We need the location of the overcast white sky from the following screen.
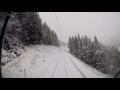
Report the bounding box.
[39,12,120,44]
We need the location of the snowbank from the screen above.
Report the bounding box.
[67,52,113,78]
[2,45,60,78]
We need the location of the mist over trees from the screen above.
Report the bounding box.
[68,34,120,76]
[41,22,59,46]
[0,12,59,65]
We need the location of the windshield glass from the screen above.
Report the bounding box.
[1,12,120,78]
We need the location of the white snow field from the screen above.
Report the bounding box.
[2,45,113,78]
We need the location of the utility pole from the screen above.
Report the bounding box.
[24,68,26,78]
[0,12,11,78]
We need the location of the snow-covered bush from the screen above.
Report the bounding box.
[68,35,120,76]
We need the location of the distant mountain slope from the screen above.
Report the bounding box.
[118,47,120,51]
[105,32,120,47]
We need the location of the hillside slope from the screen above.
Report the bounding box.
[105,32,120,47]
[2,45,60,78]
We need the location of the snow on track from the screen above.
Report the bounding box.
[2,45,113,78]
[67,52,113,78]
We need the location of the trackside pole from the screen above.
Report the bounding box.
[24,68,26,78]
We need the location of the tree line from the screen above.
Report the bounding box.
[41,22,59,46]
[0,12,59,45]
[68,34,120,76]
[0,12,59,65]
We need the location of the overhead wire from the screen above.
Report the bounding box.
[55,12,63,52]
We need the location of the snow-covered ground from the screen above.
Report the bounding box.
[2,45,113,78]
[2,45,60,78]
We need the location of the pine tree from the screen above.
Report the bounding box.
[41,22,47,45]
[47,26,52,45]
[73,35,77,57]
[54,32,59,46]
[51,30,55,46]
[77,34,82,59]
[16,12,42,45]
[41,22,59,46]
[94,36,99,50]
[68,37,71,50]
[68,34,120,74]
[70,36,74,54]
